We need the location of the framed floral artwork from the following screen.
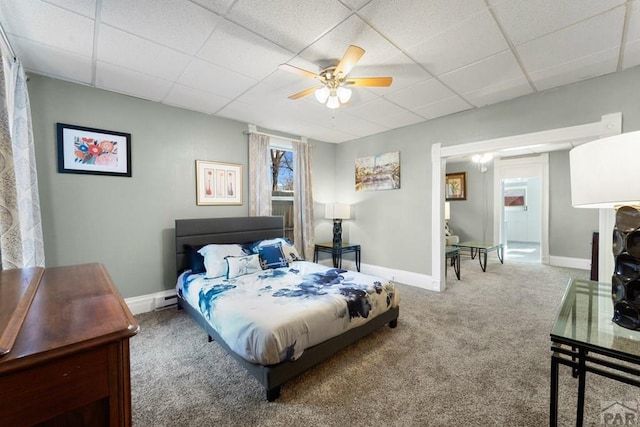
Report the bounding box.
[195,160,243,205]
[56,123,131,177]
[445,172,466,201]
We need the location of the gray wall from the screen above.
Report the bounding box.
[28,75,336,298]
[336,65,640,274]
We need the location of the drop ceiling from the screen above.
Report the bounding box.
[0,0,638,143]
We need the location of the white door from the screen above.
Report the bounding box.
[493,154,549,264]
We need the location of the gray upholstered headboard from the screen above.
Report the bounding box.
[175,216,284,275]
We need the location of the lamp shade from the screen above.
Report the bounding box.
[325,203,350,220]
[570,131,640,209]
[444,202,451,220]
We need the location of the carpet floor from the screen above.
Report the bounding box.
[130,258,638,426]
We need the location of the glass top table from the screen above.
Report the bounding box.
[454,241,504,272]
[550,278,640,426]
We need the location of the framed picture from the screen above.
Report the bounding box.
[445,172,466,201]
[355,151,400,191]
[504,188,526,207]
[196,160,243,205]
[57,123,131,177]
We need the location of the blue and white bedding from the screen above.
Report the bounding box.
[176,261,399,365]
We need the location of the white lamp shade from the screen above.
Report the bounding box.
[326,95,340,109]
[315,86,330,103]
[336,86,352,103]
[570,131,640,208]
[325,203,351,220]
[444,202,451,220]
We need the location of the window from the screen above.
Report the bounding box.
[270,146,294,241]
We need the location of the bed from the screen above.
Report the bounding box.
[174,216,400,401]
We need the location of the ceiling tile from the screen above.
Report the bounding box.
[11,36,92,84]
[354,53,432,95]
[359,0,487,48]
[216,100,275,126]
[306,110,389,137]
[298,15,401,68]
[439,51,526,94]
[340,0,371,10]
[528,46,619,91]
[413,96,472,120]
[517,8,625,73]
[384,79,456,110]
[43,0,96,18]
[407,11,509,76]
[490,0,626,45]
[197,20,294,81]
[226,0,351,52]
[0,0,94,56]
[178,59,257,99]
[98,25,191,81]
[95,61,172,102]
[190,0,236,15]
[463,79,533,108]
[348,98,423,128]
[163,84,230,114]
[101,0,220,54]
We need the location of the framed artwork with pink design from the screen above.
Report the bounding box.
[57,123,131,177]
[195,160,243,206]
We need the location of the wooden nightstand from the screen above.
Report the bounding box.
[313,242,361,272]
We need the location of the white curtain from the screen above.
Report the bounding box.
[292,139,314,260]
[248,133,272,216]
[0,56,45,269]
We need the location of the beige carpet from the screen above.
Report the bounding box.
[130,258,636,426]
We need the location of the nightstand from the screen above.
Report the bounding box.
[313,242,361,272]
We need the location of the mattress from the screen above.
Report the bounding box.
[176,261,399,365]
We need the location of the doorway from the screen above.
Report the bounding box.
[493,154,548,265]
[502,177,541,263]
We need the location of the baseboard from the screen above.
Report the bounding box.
[125,289,177,315]
[548,256,590,270]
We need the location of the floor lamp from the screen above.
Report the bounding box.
[570,130,640,330]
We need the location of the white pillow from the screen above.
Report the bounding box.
[253,238,302,263]
[198,244,246,278]
[226,254,261,279]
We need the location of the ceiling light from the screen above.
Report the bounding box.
[315,86,330,103]
[336,86,352,104]
[326,95,340,109]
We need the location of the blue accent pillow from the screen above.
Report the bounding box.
[185,245,205,274]
[258,243,289,269]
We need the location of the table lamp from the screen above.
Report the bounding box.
[570,130,640,330]
[325,203,351,247]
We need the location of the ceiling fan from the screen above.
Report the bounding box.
[279,45,393,109]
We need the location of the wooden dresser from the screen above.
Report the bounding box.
[0,263,139,426]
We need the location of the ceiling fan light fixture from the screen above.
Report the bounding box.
[315,86,330,103]
[326,95,340,109]
[336,86,352,103]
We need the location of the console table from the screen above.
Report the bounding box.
[314,242,361,272]
[550,278,640,426]
[0,263,139,426]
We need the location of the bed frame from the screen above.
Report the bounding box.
[175,216,399,401]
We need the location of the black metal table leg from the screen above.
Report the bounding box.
[479,249,487,272]
[356,248,361,272]
[550,354,559,427]
[576,349,587,427]
[454,253,460,279]
[497,244,504,264]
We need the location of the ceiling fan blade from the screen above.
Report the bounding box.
[334,45,365,77]
[345,77,393,87]
[279,63,321,80]
[288,86,319,100]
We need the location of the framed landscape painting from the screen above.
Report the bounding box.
[355,151,400,191]
[195,160,242,205]
[57,123,131,177]
[445,172,466,201]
